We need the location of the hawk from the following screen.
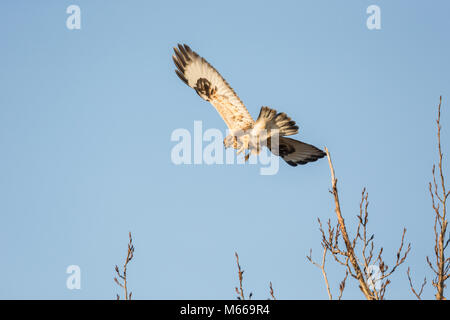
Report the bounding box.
[172,44,326,166]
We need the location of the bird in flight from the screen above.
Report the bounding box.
[172,44,325,166]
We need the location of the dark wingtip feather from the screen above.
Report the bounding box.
[175,69,188,85]
[183,44,192,53]
[172,55,184,73]
[173,43,194,86]
[178,44,191,62]
[173,47,187,67]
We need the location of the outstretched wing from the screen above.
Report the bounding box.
[268,137,326,166]
[172,44,254,131]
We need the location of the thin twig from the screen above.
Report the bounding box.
[114,232,135,300]
[269,282,276,300]
[407,267,427,300]
[307,247,332,299]
[235,252,245,300]
[338,270,348,300]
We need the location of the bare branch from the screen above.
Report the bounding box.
[429,96,449,300]
[114,232,135,300]
[235,252,245,300]
[324,148,375,300]
[269,282,276,300]
[338,269,348,300]
[407,267,427,300]
[313,148,410,300]
[307,247,332,299]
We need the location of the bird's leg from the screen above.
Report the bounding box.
[243,135,250,150]
[236,145,245,155]
[233,135,238,149]
[236,134,250,156]
[255,135,261,154]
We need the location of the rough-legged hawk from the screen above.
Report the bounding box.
[172,44,325,166]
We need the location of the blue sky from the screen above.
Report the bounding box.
[0,0,449,299]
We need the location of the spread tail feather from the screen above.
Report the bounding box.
[256,106,299,137]
[257,106,277,121]
[268,137,326,166]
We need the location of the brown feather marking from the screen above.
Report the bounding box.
[210,94,254,131]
